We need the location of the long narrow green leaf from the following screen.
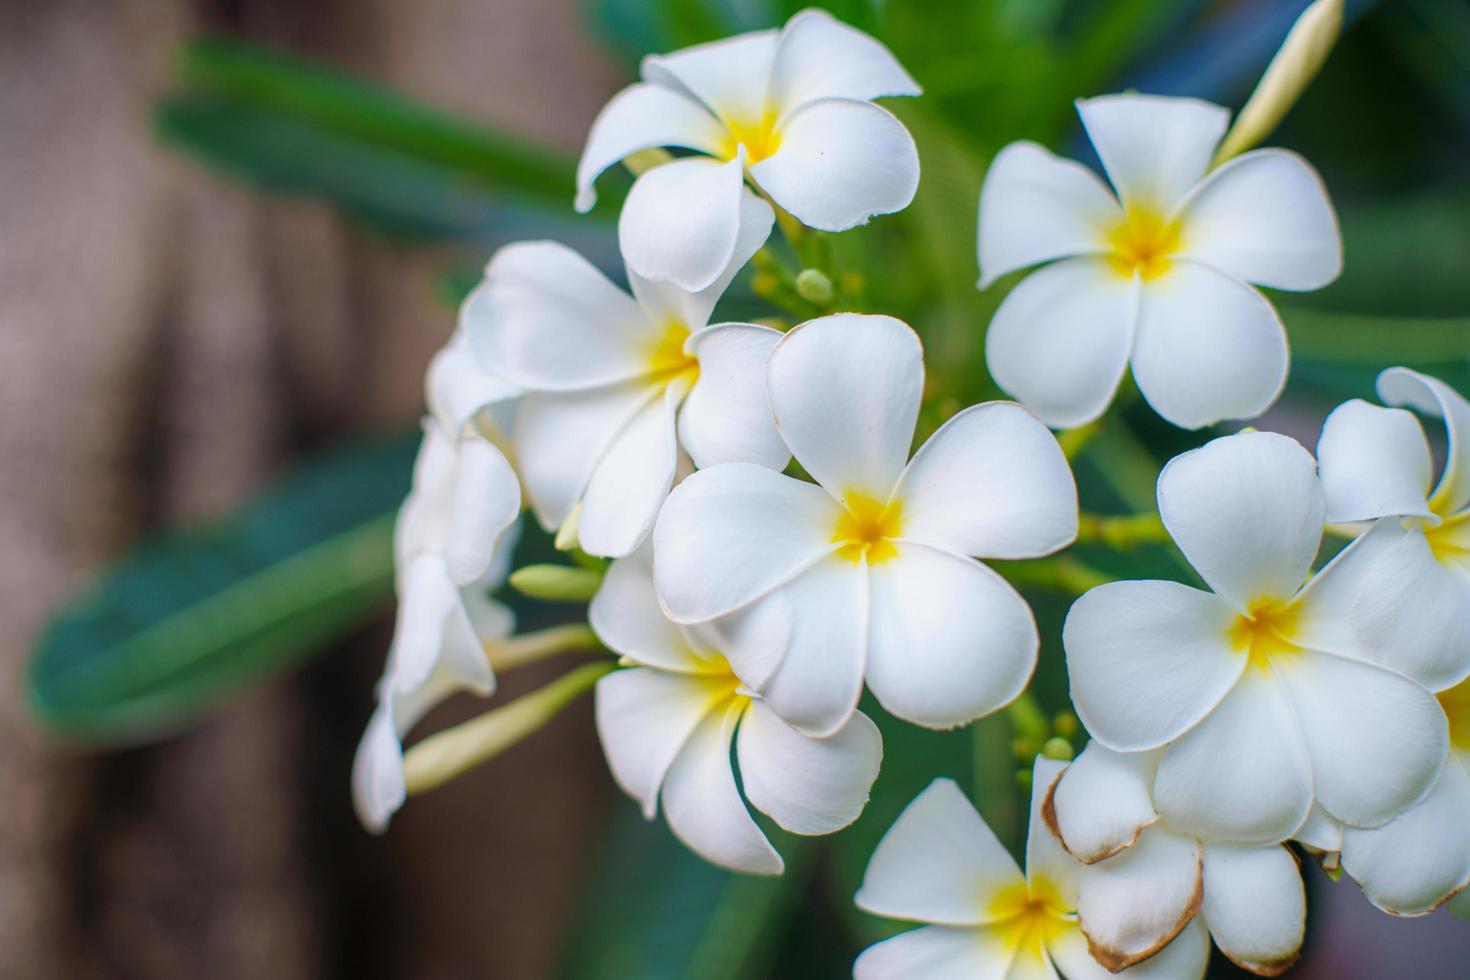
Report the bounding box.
[1284,307,1470,365]
[28,435,417,742]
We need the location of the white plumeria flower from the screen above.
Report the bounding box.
[352,346,523,833]
[1048,742,1308,976]
[576,8,921,291]
[853,761,1209,980]
[464,198,789,559]
[1315,367,1470,691]
[590,546,881,875]
[654,313,1078,734]
[425,326,520,457]
[1065,430,1448,844]
[978,93,1341,430]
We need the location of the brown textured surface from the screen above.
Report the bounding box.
[0,1,620,976]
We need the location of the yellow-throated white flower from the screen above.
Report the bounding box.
[1048,742,1307,976]
[854,761,1209,979]
[654,314,1078,734]
[1065,431,1447,842]
[576,8,920,290]
[591,546,881,875]
[978,94,1341,430]
[464,196,787,559]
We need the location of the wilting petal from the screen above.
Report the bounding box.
[1156,430,1323,611]
[1316,399,1433,523]
[977,142,1121,288]
[1275,649,1449,828]
[467,241,652,391]
[513,384,655,532]
[896,401,1077,560]
[443,434,520,586]
[751,98,919,231]
[767,313,923,500]
[1048,918,1208,980]
[660,701,783,874]
[578,381,684,558]
[1153,669,1314,844]
[575,82,728,212]
[1379,367,1470,516]
[751,556,868,737]
[1342,754,1470,916]
[679,323,789,471]
[641,30,778,126]
[854,925,1014,980]
[855,778,1026,926]
[1026,757,1079,908]
[1075,826,1202,972]
[737,700,881,835]
[653,463,842,623]
[1064,580,1244,751]
[984,257,1138,430]
[1174,149,1340,290]
[766,8,919,112]
[619,155,749,291]
[1076,95,1228,212]
[595,667,719,819]
[1201,843,1305,975]
[1131,263,1287,429]
[1048,743,1160,864]
[590,549,706,673]
[866,544,1037,730]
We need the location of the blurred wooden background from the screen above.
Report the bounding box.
[0,1,623,975]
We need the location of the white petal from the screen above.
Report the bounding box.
[590,549,707,673]
[1175,149,1341,290]
[1063,580,1244,751]
[619,155,749,292]
[1048,743,1160,864]
[389,555,464,691]
[626,188,774,332]
[352,701,407,834]
[766,8,920,112]
[660,701,784,874]
[578,381,683,558]
[855,777,1026,925]
[1048,918,1208,980]
[697,591,791,691]
[513,384,655,532]
[425,329,518,436]
[574,82,728,212]
[1156,430,1323,611]
[1342,754,1470,916]
[1074,826,1202,972]
[1200,843,1305,975]
[1153,668,1314,844]
[854,925,1014,980]
[443,434,520,586]
[977,142,1121,288]
[1075,94,1228,212]
[1317,399,1433,523]
[467,241,652,391]
[767,313,922,500]
[1130,262,1287,429]
[1378,367,1470,515]
[641,30,778,126]
[679,323,789,470]
[895,401,1078,560]
[1293,803,1342,856]
[750,556,869,736]
[737,700,881,835]
[1026,757,1079,908]
[653,463,842,623]
[866,544,1037,730]
[594,667,720,819]
[983,257,1138,430]
[1275,649,1449,827]
[750,98,919,231]
[399,419,459,558]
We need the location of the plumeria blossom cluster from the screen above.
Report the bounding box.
[350,2,1468,976]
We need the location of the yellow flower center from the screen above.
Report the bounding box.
[720,109,783,164]
[1227,599,1304,671]
[645,319,700,385]
[1424,512,1470,570]
[1105,206,1183,281]
[1438,677,1470,752]
[988,879,1071,959]
[832,492,903,565]
[689,651,752,714]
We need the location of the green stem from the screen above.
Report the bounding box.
[998,556,1116,595]
[485,623,604,672]
[1076,512,1169,550]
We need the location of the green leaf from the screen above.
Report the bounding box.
[28,434,418,742]
[1285,306,1470,366]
